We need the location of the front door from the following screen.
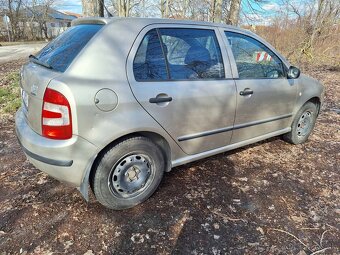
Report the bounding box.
[128,26,237,155]
[223,31,297,143]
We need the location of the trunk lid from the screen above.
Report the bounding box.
[20,62,60,135]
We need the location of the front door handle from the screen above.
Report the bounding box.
[149,96,172,104]
[239,88,254,96]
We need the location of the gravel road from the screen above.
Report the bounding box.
[0,43,46,64]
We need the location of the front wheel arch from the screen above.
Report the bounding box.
[307,97,321,115]
[293,96,321,119]
[283,101,318,144]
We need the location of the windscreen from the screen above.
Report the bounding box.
[36,24,103,72]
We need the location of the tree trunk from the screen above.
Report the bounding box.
[126,0,131,16]
[160,0,167,18]
[214,0,222,23]
[165,0,169,18]
[226,0,241,25]
[142,0,146,17]
[42,22,48,39]
[118,0,130,17]
[182,0,189,18]
[209,0,215,22]
[82,0,104,17]
[309,0,325,49]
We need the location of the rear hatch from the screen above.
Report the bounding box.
[20,24,104,135]
[20,64,60,134]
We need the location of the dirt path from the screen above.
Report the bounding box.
[0,61,339,254]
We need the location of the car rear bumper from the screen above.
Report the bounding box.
[15,108,98,187]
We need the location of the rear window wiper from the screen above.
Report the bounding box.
[29,54,53,69]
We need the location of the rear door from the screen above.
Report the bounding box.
[127,25,237,155]
[221,30,297,143]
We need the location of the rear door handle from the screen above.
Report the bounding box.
[239,89,253,96]
[149,96,172,103]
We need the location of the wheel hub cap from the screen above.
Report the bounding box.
[297,111,313,137]
[126,166,140,181]
[109,154,151,197]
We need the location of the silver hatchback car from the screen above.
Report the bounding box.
[16,17,324,210]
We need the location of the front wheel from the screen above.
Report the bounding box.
[91,137,165,210]
[283,102,318,144]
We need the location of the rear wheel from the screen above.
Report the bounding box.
[91,137,165,210]
[283,102,318,144]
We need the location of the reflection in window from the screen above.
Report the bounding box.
[36,24,103,72]
[159,28,225,80]
[133,29,168,81]
[225,32,284,79]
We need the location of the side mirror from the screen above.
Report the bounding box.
[287,66,300,79]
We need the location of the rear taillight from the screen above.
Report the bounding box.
[42,88,72,139]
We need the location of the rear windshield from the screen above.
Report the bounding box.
[36,24,103,72]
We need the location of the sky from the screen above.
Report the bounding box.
[53,0,283,25]
[54,0,82,13]
[239,0,283,25]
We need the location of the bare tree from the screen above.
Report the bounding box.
[107,0,141,17]
[253,0,339,66]
[0,0,12,41]
[209,0,223,22]
[3,0,25,41]
[160,0,169,18]
[226,0,241,25]
[26,0,55,39]
[278,0,340,61]
[82,0,104,17]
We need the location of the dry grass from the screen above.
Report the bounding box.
[253,23,340,68]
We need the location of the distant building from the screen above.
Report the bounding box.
[0,6,82,41]
[24,6,81,39]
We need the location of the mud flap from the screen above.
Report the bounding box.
[78,154,97,202]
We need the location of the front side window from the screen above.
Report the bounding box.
[225,32,285,79]
[159,28,225,80]
[133,29,168,81]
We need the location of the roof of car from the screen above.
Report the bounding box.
[72,17,251,34]
[70,16,290,68]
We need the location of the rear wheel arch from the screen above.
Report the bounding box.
[90,136,165,209]
[87,131,172,196]
[137,131,172,173]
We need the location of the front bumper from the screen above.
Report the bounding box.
[15,108,98,187]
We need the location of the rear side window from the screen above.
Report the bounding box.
[225,32,284,79]
[133,28,225,81]
[133,29,168,81]
[36,24,103,72]
[159,28,225,80]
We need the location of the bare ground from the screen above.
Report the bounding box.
[0,60,339,254]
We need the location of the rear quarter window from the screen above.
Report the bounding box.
[36,24,103,72]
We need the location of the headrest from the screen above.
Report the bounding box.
[184,46,211,65]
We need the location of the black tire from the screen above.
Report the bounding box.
[283,102,318,144]
[91,136,165,210]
